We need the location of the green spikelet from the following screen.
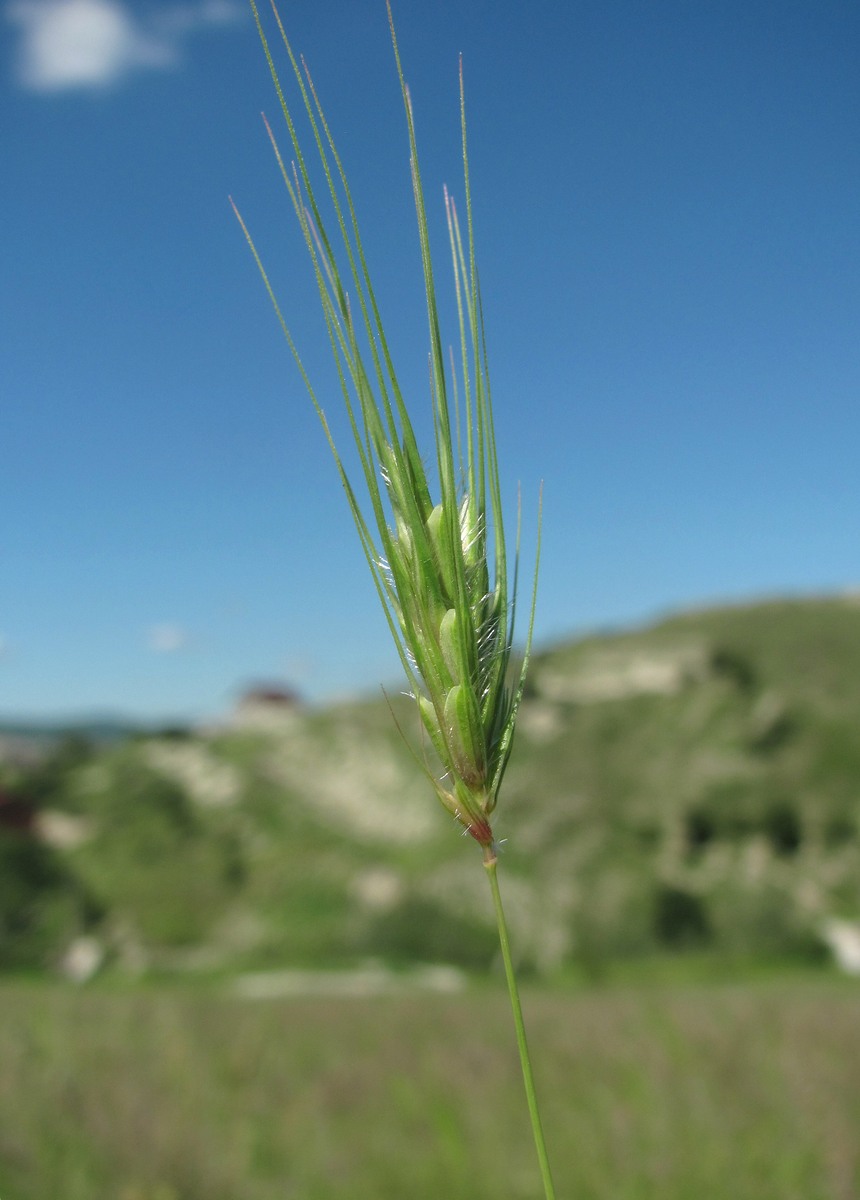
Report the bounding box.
[233,0,540,850]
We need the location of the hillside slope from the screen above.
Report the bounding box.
[3,595,860,975]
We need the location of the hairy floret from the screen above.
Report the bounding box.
[235,0,539,849]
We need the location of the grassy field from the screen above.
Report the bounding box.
[1,971,858,1199]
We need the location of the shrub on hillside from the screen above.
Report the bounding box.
[362,895,499,971]
[72,761,243,949]
[0,831,99,970]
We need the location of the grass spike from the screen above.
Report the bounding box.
[237,4,551,1194]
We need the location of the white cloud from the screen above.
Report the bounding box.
[153,0,240,36]
[148,623,188,654]
[6,0,243,92]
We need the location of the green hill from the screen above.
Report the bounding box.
[3,594,860,976]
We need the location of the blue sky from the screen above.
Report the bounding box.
[1,0,858,723]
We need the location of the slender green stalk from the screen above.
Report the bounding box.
[484,847,557,1200]
[236,1,555,1193]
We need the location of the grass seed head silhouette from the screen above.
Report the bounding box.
[233,0,540,850]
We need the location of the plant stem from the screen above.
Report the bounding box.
[483,846,557,1200]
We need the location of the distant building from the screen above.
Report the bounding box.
[0,734,50,768]
[231,684,302,733]
[0,788,36,834]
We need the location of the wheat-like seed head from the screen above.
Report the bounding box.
[234,0,540,849]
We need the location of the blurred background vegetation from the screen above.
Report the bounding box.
[2,595,860,980]
[3,595,860,1198]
